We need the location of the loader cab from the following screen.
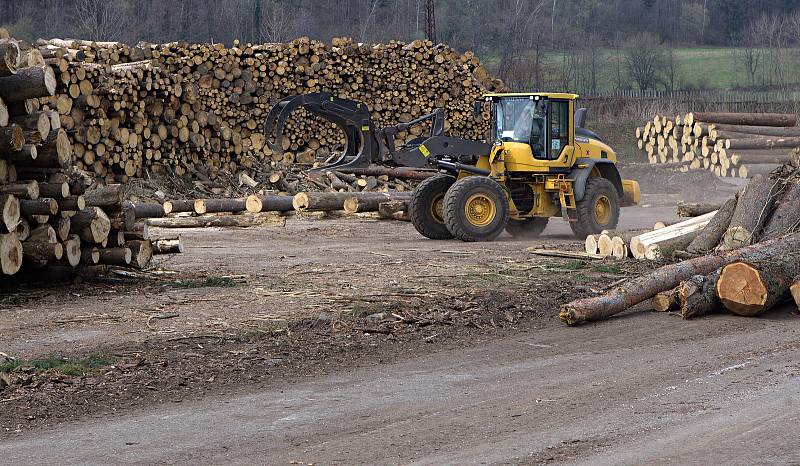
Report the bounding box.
[483,93,577,169]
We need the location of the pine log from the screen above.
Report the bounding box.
[0,65,56,102]
[128,202,164,218]
[152,238,184,254]
[0,181,38,199]
[585,234,600,254]
[377,200,409,221]
[108,206,135,231]
[81,246,100,265]
[679,269,722,319]
[760,180,800,240]
[0,40,18,77]
[0,233,22,275]
[62,234,81,267]
[83,184,123,209]
[335,166,437,180]
[194,198,247,215]
[11,112,50,140]
[22,241,63,262]
[0,124,24,152]
[146,213,286,228]
[162,200,194,214]
[0,193,19,232]
[58,195,86,211]
[23,128,70,168]
[5,145,36,163]
[70,207,111,243]
[20,198,57,216]
[342,192,412,213]
[728,150,792,165]
[651,288,679,312]
[712,124,800,137]
[125,240,152,268]
[29,224,56,243]
[50,215,70,241]
[559,232,800,325]
[690,112,797,127]
[725,137,800,151]
[717,256,800,316]
[0,96,7,127]
[244,194,295,213]
[677,202,721,218]
[38,182,69,198]
[719,174,779,251]
[686,197,738,254]
[738,164,781,179]
[97,247,131,266]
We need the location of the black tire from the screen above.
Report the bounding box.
[570,177,620,239]
[443,176,510,242]
[506,217,549,238]
[410,174,456,240]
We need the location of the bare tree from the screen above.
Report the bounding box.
[622,32,666,90]
[73,0,128,41]
[260,0,297,43]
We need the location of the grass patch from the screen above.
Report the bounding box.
[168,276,239,289]
[592,264,623,275]
[0,354,114,375]
[573,273,590,283]
[562,260,588,270]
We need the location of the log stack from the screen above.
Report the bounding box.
[564,158,800,324]
[30,36,501,186]
[636,112,800,178]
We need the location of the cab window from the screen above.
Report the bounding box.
[548,100,570,160]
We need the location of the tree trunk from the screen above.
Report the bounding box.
[58,195,86,212]
[651,288,679,312]
[97,247,131,266]
[244,194,295,213]
[11,111,50,141]
[50,215,70,241]
[690,112,797,127]
[81,246,100,265]
[716,257,800,316]
[760,180,800,241]
[162,200,195,215]
[146,213,285,228]
[0,40,20,77]
[687,197,738,253]
[193,198,247,214]
[719,174,779,251]
[343,192,412,213]
[728,150,793,165]
[0,65,57,102]
[678,269,722,319]
[28,223,56,243]
[38,182,69,198]
[677,202,720,218]
[62,234,81,267]
[378,200,409,221]
[712,123,800,137]
[22,128,71,169]
[559,233,800,325]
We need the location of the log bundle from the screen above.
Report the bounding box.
[636,112,800,178]
[30,36,501,186]
[565,159,800,324]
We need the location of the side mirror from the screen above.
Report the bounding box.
[473,101,482,118]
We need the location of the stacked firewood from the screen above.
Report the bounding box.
[563,156,800,324]
[0,31,180,277]
[636,112,800,178]
[30,35,501,184]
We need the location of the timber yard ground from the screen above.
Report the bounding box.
[2,165,799,465]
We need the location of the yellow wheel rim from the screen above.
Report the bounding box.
[594,195,612,225]
[429,194,445,224]
[464,193,496,227]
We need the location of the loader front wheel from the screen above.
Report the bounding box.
[443,176,509,242]
[410,174,456,240]
[570,177,620,239]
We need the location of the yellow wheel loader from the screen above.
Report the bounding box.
[266,92,640,242]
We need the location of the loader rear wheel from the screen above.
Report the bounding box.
[570,177,620,239]
[410,174,456,240]
[443,176,509,242]
[506,217,549,238]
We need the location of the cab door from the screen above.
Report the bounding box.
[545,99,575,168]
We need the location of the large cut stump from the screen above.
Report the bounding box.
[716,257,800,316]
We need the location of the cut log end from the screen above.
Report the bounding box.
[716,262,768,316]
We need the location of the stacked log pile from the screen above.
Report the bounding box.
[0,31,180,278]
[636,112,800,178]
[563,156,800,324]
[31,36,501,185]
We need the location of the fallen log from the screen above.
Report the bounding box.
[689,112,797,127]
[19,198,57,216]
[686,197,738,254]
[719,174,779,251]
[83,184,123,209]
[97,247,131,266]
[0,181,38,200]
[194,198,247,215]
[652,288,679,312]
[559,233,800,325]
[677,202,720,218]
[244,194,295,213]
[716,256,800,316]
[725,137,800,151]
[70,206,111,243]
[335,166,437,181]
[0,124,24,153]
[343,192,412,214]
[146,213,286,229]
[378,200,409,221]
[712,124,800,137]
[81,246,100,265]
[152,238,184,254]
[738,163,781,179]
[22,241,63,263]
[761,180,800,240]
[162,200,194,215]
[125,240,152,268]
[129,202,165,219]
[0,65,57,102]
[61,234,81,267]
[679,269,723,319]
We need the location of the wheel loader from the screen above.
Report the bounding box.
[265,92,640,242]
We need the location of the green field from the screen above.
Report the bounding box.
[488,47,800,93]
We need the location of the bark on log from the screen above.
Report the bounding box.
[22,128,71,169]
[0,40,19,77]
[128,202,164,219]
[335,166,437,180]
[0,124,24,153]
[194,198,247,214]
[728,150,793,165]
[293,192,351,211]
[717,257,800,316]
[0,233,22,275]
[83,184,123,208]
[70,206,111,243]
[719,175,780,251]
[13,217,29,241]
[28,223,56,243]
[342,192,412,213]
[677,202,721,218]
[38,182,69,198]
[146,213,286,228]
[725,137,800,150]
[686,197,738,254]
[0,65,57,102]
[0,181,38,199]
[22,241,63,262]
[20,198,57,216]
[50,215,70,241]
[11,112,50,140]
[58,195,86,212]
[679,269,722,319]
[559,233,800,325]
[81,246,100,265]
[244,194,295,213]
[162,200,194,215]
[713,124,800,137]
[125,240,152,268]
[690,112,797,127]
[152,238,184,254]
[760,180,800,240]
[378,200,409,221]
[97,247,131,266]
[5,145,37,164]
[738,164,781,179]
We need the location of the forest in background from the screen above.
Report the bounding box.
[4,0,800,93]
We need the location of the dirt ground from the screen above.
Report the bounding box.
[4,166,791,464]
